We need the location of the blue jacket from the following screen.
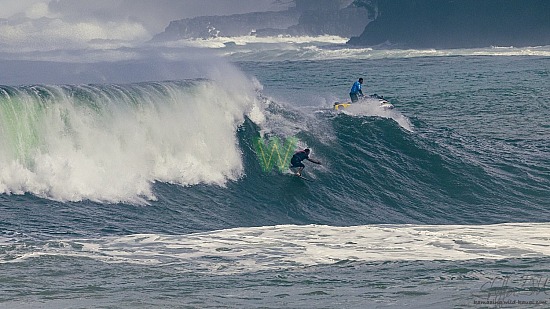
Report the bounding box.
[350,81,363,95]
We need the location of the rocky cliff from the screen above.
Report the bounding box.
[154,10,301,41]
[286,6,369,37]
[348,0,550,48]
[154,0,369,41]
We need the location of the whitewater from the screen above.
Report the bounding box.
[0,81,261,203]
[1,34,549,308]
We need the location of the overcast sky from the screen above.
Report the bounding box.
[0,1,295,84]
[0,0,290,31]
[0,0,292,53]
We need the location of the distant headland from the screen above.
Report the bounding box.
[153,0,369,41]
[154,0,550,49]
[348,0,550,48]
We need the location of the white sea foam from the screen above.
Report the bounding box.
[0,80,264,203]
[159,35,348,49]
[166,36,549,61]
[335,98,413,132]
[4,223,550,274]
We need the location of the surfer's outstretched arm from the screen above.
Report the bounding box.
[307,158,322,165]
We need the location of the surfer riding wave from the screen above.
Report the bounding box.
[289,149,321,176]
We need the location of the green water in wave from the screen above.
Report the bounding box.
[0,86,50,163]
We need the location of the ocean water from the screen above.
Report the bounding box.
[0,40,549,308]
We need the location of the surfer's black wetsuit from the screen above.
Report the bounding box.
[290,151,309,168]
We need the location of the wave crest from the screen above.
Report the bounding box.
[0,80,261,203]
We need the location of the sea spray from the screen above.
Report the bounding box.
[0,80,261,203]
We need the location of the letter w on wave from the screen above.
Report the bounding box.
[253,136,298,173]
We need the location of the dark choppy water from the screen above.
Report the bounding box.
[1,52,549,308]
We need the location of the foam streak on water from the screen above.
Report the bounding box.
[3,223,550,275]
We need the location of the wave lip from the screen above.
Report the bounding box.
[0,80,261,203]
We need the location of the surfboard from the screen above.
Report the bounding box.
[333,95,394,110]
[287,169,313,181]
[296,174,313,182]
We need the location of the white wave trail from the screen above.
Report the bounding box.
[161,35,550,61]
[4,223,550,274]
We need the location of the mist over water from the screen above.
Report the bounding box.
[0,0,289,50]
